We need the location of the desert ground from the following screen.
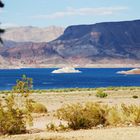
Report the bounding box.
[0,88,140,140]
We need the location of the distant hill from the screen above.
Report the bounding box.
[0,20,140,68]
[2,26,64,43]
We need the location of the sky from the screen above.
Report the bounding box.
[0,0,140,27]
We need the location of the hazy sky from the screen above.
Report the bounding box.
[0,0,140,27]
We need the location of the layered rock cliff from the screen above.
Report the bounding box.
[0,20,140,68]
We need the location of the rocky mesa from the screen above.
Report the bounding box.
[0,20,140,68]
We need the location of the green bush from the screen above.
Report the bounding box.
[96,90,108,98]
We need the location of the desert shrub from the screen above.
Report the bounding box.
[0,94,32,134]
[57,103,85,130]
[0,75,33,135]
[13,74,33,96]
[0,96,26,134]
[57,102,140,130]
[132,95,138,99]
[57,103,108,130]
[106,106,122,126]
[31,101,47,113]
[121,104,140,125]
[96,90,108,98]
[106,104,140,126]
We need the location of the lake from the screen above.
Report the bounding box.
[0,68,140,90]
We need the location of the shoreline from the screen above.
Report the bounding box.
[0,65,140,69]
[1,86,140,92]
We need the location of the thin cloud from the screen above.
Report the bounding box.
[32,6,128,19]
[1,23,19,27]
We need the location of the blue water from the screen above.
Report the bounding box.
[0,68,140,90]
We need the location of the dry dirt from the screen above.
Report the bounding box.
[1,89,140,140]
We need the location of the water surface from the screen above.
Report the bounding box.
[0,68,140,90]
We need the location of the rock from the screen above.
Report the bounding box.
[96,124,104,129]
[117,68,140,75]
[52,67,81,73]
[2,26,64,43]
[0,20,140,68]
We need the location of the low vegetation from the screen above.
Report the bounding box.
[57,102,140,130]
[96,89,108,98]
[31,100,47,113]
[0,75,33,135]
[57,103,108,130]
[0,95,26,134]
[46,122,68,131]
[0,86,140,95]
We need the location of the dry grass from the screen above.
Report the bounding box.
[57,102,140,129]
[31,101,48,113]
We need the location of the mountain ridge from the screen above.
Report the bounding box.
[2,26,64,43]
[0,20,140,68]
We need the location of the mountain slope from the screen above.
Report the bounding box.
[0,20,140,68]
[2,26,64,43]
[52,20,140,60]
